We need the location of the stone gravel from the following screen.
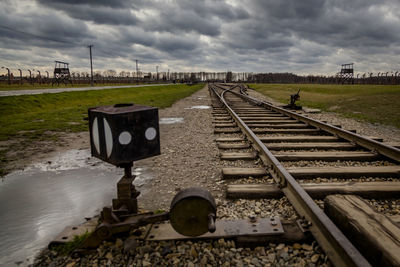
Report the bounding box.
[136,86,223,210]
[34,237,331,267]
[217,197,298,221]
[35,84,400,266]
[219,159,263,168]
[34,85,329,267]
[228,177,275,185]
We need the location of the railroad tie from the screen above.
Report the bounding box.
[287,166,400,179]
[213,116,231,120]
[211,112,228,115]
[235,113,282,117]
[252,128,321,134]
[218,143,250,149]
[259,135,340,143]
[247,123,310,129]
[222,167,268,179]
[241,116,287,120]
[246,120,299,124]
[214,128,241,134]
[241,117,292,123]
[212,119,234,123]
[214,123,237,128]
[215,137,245,142]
[325,195,400,266]
[265,142,356,150]
[273,151,380,161]
[220,152,257,160]
[226,181,400,199]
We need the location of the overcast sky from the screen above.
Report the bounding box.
[1,0,399,76]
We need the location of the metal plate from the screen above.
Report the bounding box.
[48,217,98,248]
[146,217,283,241]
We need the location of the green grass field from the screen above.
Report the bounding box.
[0,84,203,176]
[0,82,147,91]
[249,84,400,129]
[0,84,203,141]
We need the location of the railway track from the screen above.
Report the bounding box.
[209,83,400,267]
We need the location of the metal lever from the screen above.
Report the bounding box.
[208,213,216,233]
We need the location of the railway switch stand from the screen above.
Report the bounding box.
[88,103,160,214]
[284,89,302,110]
[50,100,285,252]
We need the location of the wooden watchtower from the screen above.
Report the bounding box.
[52,61,72,85]
[339,63,354,84]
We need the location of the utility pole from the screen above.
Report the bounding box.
[156,66,159,81]
[88,45,94,86]
[135,60,139,85]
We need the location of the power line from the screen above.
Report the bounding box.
[88,45,94,86]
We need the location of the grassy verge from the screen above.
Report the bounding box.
[249,84,400,128]
[0,82,149,91]
[0,84,203,175]
[0,84,203,141]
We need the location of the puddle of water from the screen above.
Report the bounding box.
[0,149,153,266]
[159,117,184,124]
[185,105,211,109]
[24,149,109,173]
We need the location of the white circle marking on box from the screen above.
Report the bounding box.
[145,127,157,141]
[92,117,100,154]
[119,131,132,145]
[103,118,113,158]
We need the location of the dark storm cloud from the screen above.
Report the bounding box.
[243,0,400,48]
[0,7,91,49]
[177,0,250,21]
[60,5,138,25]
[155,34,199,52]
[36,0,129,8]
[36,0,138,25]
[1,0,399,74]
[120,28,156,47]
[140,0,250,36]
[143,10,221,37]
[217,0,400,73]
[252,0,325,20]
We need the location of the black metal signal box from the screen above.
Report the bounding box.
[88,103,160,166]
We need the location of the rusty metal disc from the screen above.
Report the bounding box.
[170,187,216,237]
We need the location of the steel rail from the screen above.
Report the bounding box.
[234,84,400,163]
[209,84,371,267]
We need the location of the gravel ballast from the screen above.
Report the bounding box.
[33,84,399,266]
